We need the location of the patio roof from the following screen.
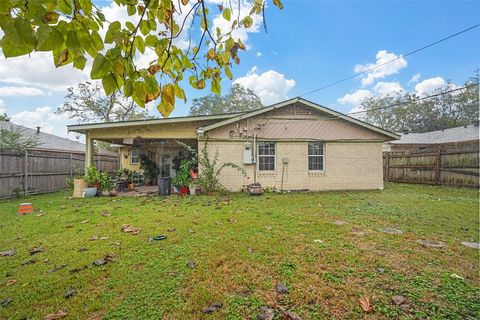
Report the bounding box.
[67,113,241,134]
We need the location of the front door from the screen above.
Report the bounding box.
[161,154,171,178]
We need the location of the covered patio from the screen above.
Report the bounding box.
[67,114,235,189]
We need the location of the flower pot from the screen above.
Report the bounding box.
[128,183,135,190]
[189,184,198,195]
[83,187,98,198]
[249,183,263,195]
[178,186,189,195]
[72,178,86,198]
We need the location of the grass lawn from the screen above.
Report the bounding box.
[0,183,479,319]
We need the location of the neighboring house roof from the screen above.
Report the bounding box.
[68,113,241,133]
[390,125,479,144]
[0,121,115,155]
[202,97,400,140]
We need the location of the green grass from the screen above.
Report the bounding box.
[0,183,478,319]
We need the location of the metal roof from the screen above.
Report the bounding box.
[0,121,115,154]
[202,97,400,140]
[391,125,480,144]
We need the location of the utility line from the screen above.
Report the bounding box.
[300,24,479,97]
[347,83,478,115]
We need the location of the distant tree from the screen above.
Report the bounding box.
[56,82,150,123]
[0,127,40,152]
[0,113,9,121]
[189,84,263,116]
[360,74,479,133]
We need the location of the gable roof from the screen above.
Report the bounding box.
[391,124,479,144]
[0,121,115,154]
[202,97,400,140]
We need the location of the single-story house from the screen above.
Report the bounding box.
[383,124,480,152]
[68,98,399,191]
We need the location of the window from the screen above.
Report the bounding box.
[258,142,275,171]
[131,150,140,164]
[308,142,324,171]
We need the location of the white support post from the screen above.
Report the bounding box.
[85,133,94,172]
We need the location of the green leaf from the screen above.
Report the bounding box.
[36,25,64,51]
[127,5,136,16]
[211,77,221,95]
[73,55,87,70]
[105,21,121,44]
[42,12,60,24]
[222,8,231,21]
[134,35,145,54]
[242,16,253,28]
[78,0,93,15]
[125,21,135,31]
[224,65,232,80]
[174,83,186,102]
[133,81,147,107]
[102,74,117,96]
[139,20,150,36]
[90,53,112,79]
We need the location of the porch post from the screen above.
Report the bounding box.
[85,132,94,171]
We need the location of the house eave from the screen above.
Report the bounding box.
[67,113,241,134]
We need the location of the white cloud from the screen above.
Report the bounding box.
[0,99,5,113]
[256,52,263,57]
[373,81,405,96]
[212,1,262,48]
[408,73,421,85]
[9,106,75,138]
[355,50,407,86]
[0,86,45,96]
[337,89,372,105]
[234,66,295,105]
[415,77,446,96]
[0,52,90,91]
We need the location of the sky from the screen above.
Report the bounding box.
[0,0,478,141]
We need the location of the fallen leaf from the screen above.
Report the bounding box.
[358,296,374,313]
[47,265,67,273]
[280,311,302,320]
[121,224,141,235]
[276,283,289,294]
[0,250,15,257]
[4,279,17,286]
[81,220,89,224]
[44,310,68,320]
[64,288,77,299]
[186,260,196,269]
[202,302,223,314]
[90,235,99,241]
[29,247,45,255]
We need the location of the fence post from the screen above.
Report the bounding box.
[70,153,73,178]
[435,144,441,185]
[24,150,28,196]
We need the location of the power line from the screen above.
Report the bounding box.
[347,83,478,115]
[300,24,479,97]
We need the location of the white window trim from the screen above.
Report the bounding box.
[257,141,276,172]
[308,142,325,172]
[131,149,140,165]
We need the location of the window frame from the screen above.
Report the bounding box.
[308,142,325,171]
[257,141,276,172]
[131,149,141,165]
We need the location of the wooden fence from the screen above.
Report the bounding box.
[383,140,479,188]
[0,149,119,199]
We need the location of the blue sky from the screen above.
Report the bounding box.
[0,0,478,139]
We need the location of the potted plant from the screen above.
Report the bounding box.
[139,154,160,186]
[98,171,114,196]
[171,160,191,195]
[122,168,135,190]
[84,166,100,197]
[72,168,86,198]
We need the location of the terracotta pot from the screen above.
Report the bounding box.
[128,183,135,190]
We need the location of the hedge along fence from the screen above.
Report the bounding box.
[383,140,479,188]
[0,148,119,199]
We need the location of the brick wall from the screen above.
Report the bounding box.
[200,141,384,191]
